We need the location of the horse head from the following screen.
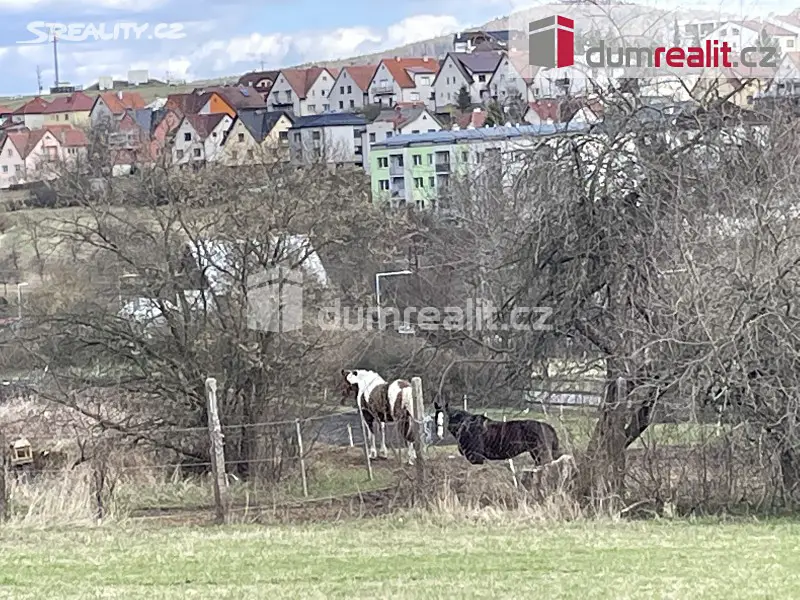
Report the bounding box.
[340,369,359,405]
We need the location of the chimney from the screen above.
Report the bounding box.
[117,91,123,100]
[452,123,460,130]
[395,56,400,61]
[472,107,481,113]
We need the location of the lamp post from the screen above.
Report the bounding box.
[16,282,28,320]
[374,270,412,328]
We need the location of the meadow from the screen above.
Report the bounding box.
[1,517,799,599]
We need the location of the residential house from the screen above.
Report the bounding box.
[0,128,63,188]
[488,52,539,104]
[369,122,590,210]
[693,61,775,107]
[237,70,281,101]
[288,113,367,166]
[329,65,377,112]
[45,124,90,163]
[453,30,520,53]
[221,109,293,165]
[523,99,602,126]
[0,105,11,126]
[769,52,800,96]
[363,104,442,173]
[703,20,797,54]
[172,114,234,167]
[90,91,147,128]
[42,91,95,126]
[488,52,595,104]
[267,67,340,116]
[433,51,504,110]
[770,11,800,36]
[367,57,440,110]
[10,97,50,129]
[197,85,268,117]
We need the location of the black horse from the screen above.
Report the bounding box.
[433,400,560,466]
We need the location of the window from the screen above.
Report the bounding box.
[386,132,392,138]
[379,179,389,190]
[14,165,21,173]
[378,157,388,168]
[193,148,202,158]
[732,28,739,34]
[369,133,376,143]
[427,154,433,164]
[413,154,422,165]
[279,131,289,144]
[427,129,435,133]
[414,177,423,188]
[6,150,11,157]
[65,113,70,120]
[340,86,345,94]
[478,74,486,82]
[790,40,795,47]
[184,132,191,141]
[323,104,330,111]
[347,85,352,93]
[339,101,344,109]
[211,132,217,138]
[412,130,420,134]
[238,133,245,142]
[231,150,238,160]
[1,165,6,173]
[461,151,467,161]
[308,104,316,111]
[321,90,326,96]
[350,99,355,108]
[247,149,254,159]
[428,176,434,187]
[312,131,321,140]
[293,132,301,142]
[176,149,184,159]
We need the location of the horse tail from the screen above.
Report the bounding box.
[401,384,414,419]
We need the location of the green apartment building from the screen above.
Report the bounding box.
[369,122,591,209]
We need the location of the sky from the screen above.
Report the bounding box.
[0,0,787,96]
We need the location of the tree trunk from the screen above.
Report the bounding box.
[780,447,800,506]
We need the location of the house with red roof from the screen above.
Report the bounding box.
[0,105,12,126]
[11,97,50,129]
[0,128,62,188]
[328,65,377,112]
[42,91,95,126]
[196,85,268,117]
[366,57,440,109]
[171,113,234,166]
[267,66,340,116]
[89,91,147,128]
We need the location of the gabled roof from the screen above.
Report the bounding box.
[437,51,504,87]
[236,109,292,143]
[774,13,800,28]
[290,113,367,128]
[373,105,438,129]
[97,91,146,115]
[374,57,439,89]
[278,67,340,99]
[43,91,95,114]
[201,85,269,110]
[184,114,230,139]
[455,109,487,129]
[165,92,209,116]
[0,105,12,115]
[736,20,795,36]
[45,125,89,147]
[237,70,281,89]
[12,97,49,115]
[503,52,541,84]
[336,65,378,92]
[2,129,54,158]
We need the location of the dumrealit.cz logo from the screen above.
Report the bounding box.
[526,14,779,72]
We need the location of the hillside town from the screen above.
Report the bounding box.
[1,11,800,209]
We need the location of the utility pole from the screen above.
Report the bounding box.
[35,66,43,95]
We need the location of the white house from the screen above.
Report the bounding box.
[703,20,797,54]
[328,65,377,112]
[433,51,504,110]
[9,97,49,129]
[367,57,440,110]
[267,67,339,116]
[0,128,62,188]
[288,113,367,166]
[769,52,800,96]
[172,114,233,166]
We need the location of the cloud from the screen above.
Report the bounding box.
[385,15,462,46]
[0,0,168,12]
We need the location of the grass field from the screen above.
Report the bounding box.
[1,518,799,598]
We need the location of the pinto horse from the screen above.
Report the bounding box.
[340,369,418,464]
[433,400,560,466]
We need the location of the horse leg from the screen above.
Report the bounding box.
[400,415,416,466]
[379,421,389,459]
[362,411,378,459]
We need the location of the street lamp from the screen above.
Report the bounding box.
[374,270,412,327]
[16,282,28,320]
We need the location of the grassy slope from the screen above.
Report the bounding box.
[1,519,799,598]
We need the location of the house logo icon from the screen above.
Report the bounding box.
[246,266,304,333]
[528,15,575,68]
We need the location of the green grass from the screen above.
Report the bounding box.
[1,518,800,598]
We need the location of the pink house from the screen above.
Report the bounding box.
[0,125,88,188]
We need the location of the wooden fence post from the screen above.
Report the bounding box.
[0,433,7,523]
[411,377,426,497]
[205,377,230,524]
[295,419,309,498]
[462,394,468,411]
[347,423,354,447]
[358,410,374,481]
[508,458,519,489]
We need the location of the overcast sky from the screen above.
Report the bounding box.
[0,0,783,96]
